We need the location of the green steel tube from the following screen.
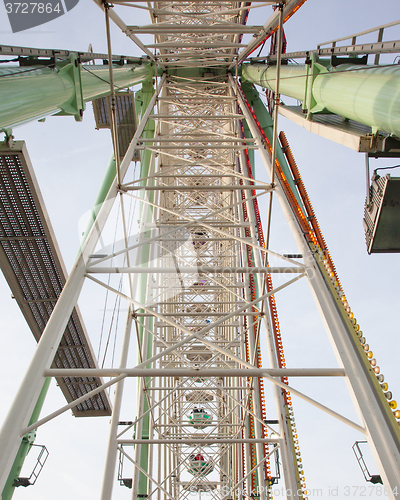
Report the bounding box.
[79,79,157,253]
[242,62,400,137]
[79,155,116,250]
[134,80,156,498]
[0,61,155,129]
[241,81,307,213]
[2,378,51,500]
[80,64,153,101]
[242,64,307,101]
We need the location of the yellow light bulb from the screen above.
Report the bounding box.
[367,351,373,359]
[390,400,397,410]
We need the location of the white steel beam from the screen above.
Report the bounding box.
[100,310,133,500]
[235,76,400,498]
[234,0,306,67]
[88,266,305,274]
[92,0,160,64]
[0,74,166,491]
[44,368,346,378]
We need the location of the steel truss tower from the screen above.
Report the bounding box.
[0,2,400,500]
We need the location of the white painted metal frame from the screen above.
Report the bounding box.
[235,77,400,499]
[1,2,399,500]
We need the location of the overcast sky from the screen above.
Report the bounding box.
[0,2,400,499]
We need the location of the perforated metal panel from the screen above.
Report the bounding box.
[0,141,111,416]
[92,91,140,161]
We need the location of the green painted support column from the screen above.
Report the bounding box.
[241,81,306,212]
[79,155,116,250]
[242,119,255,168]
[242,60,400,137]
[2,378,51,500]
[79,76,158,251]
[134,80,156,498]
[0,55,155,129]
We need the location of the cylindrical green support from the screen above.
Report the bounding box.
[2,378,51,500]
[80,65,153,101]
[0,57,155,129]
[79,155,116,250]
[134,80,156,498]
[242,62,400,137]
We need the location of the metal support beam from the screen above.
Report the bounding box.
[236,76,400,498]
[0,61,154,129]
[44,368,346,378]
[234,0,306,67]
[0,74,166,492]
[242,61,400,138]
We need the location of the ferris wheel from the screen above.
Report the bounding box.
[0,2,399,500]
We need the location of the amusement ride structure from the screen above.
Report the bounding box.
[0,2,400,500]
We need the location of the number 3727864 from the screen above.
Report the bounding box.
[5,3,61,14]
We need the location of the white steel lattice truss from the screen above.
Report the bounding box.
[1,2,400,500]
[121,73,281,500]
